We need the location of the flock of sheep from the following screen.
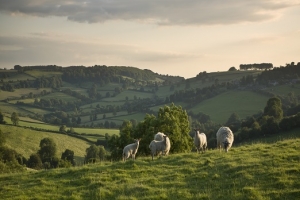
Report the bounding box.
[122,126,234,161]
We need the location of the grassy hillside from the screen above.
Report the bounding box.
[1,125,91,164]
[190,90,270,124]
[1,135,299,200]
[1,68,300,129]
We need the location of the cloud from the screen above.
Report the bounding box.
[0,0,299,26]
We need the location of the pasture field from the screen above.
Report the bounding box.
[80,101,125,110]
[9,99,36,104]
[0,88,52,100]
[0,102,33,116]
[208,70,261,82]
[264,83,300,96]
[101,90,155,101]
[1,135,299,200]
[16,106,52,115]
[41,92,78,101]
[1,73,35,82]
[96,82,120,91]
[2,117,119,137]
[190,90,270,124]
[0,125,91,163]
[24,70,62,78]
[74,127,119,136]
[110,112,148,122]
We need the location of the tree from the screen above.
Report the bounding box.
[0,129,5,147]
[61,149,75,166]
[226,112,241,132]
[38,138,57,163]
[59,125,67,133]
[85,144,106,163]
[27,153,43,170]
[0,111,5,124]
[156,103,192,153]
[11,112,19,126]
[228,66,237,71]
[263,97,283,121]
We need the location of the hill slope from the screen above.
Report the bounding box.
[1,125,91,164]
[1,136,299,200]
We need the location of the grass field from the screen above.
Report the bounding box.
[0,102,33,116]
[0,88,52,100]
[1,132,299,200]
[1,125,91,164]
[41,92,78,101]
[24,70,62,78]
[264,83,300,96]
[190,90,270,124]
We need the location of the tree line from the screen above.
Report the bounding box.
[239,63,273,70]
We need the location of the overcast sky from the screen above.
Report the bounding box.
[0,0,299,78]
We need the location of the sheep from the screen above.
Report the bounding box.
[216,127,234,152]
[149,135,170,160]
[193,129,207,153]
[122,138,141,161]
[154,132,171,156]
[154,132,166,141]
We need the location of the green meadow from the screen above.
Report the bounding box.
[190,90,270,124]
[1,125,91,163]
[1,135,299,200]
[24,70,63,78]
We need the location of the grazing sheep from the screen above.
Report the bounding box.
[122,139,141,161]
[193,129,207,153]
[154,132,166,141]
[216,127,234,152]
[154,132,171,156]
[149,135,169,160]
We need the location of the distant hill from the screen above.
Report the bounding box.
[1,63,300,126]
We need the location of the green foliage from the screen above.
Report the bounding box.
[61,149,75,166]
[0,111,5,124]
[226,112,241,132]
[263,97,283,121]
[27,153,43,170]
[0,129,5,147]
[260,116,280,135]
[10,112,19,126]
[85,144,107,163]
[38,137,57,163]
[156,103,192,153]
[107,104,192,160]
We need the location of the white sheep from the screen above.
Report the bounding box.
[149,135,169,160]
[122,138,141,161]
[154,132,171,156]
[193,129,207,153]
[216,127,234,152]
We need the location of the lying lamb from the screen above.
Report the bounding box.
[122,138,141,161]
[193,129,207,153]
[216,127,234,152]
[149,135,170,160]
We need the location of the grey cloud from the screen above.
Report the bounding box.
[0,0,299,25]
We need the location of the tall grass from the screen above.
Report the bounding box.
[1,137,299,200]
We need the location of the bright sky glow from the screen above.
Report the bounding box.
[0,0,299,78]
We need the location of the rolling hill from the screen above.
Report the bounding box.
[1,130,299,199]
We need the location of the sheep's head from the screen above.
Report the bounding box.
[134,138,141,144]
